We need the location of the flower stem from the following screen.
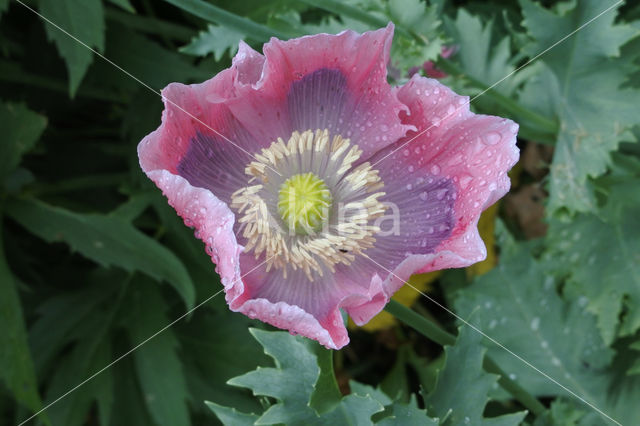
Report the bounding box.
[384,299,545,415]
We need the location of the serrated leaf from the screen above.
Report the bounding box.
[533,398,586,426]
[376,395,438,426]
[212,328,385,425]
[519,0,640,214]
[0,227,45,421]
[127,281,190,426]
[545,179,640,344]
[0,101,47,181]
[425,325,526,425]
[350,381,439,425]
[455,226,640,425]
[39,0,105,96]
[179,311,268,415]
[180,24,244,60]
[445,9,519,95]
[6,197,195,309]
[205,401,259,425]
[105,27,210,91]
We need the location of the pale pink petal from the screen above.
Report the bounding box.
[389,76,518,269]
[145,170,242,291]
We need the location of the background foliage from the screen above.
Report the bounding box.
[1,0,639,425]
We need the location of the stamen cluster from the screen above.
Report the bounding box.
[231,129,386,280]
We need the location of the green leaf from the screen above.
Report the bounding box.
[533,399,586,426]
[307,339,342,414]
[227,328,326,424]
[211,328,386,425]
[179,310,268,415]
[39,0,105,96]
[6,197,195,309]
[162,0,286,41]
[425,325,527,425]
[42,288,120,426]
[454,227,640,425]
[376,395,438,426]
[0,225,45,422]
[629,340,640,376]
[180,24,245,60]
[519,0,640,214]
[127,281,190,426]
[545,179,640,344]
[0,101,47,182]
[107,0,135,13]
[445,9,520,96]
[105,26,210,91]
[388,0,443,73]
[205,401,259,425]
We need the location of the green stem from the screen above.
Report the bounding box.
[385,299,454,346]
[385,300,546,416]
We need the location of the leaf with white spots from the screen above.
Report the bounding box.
[424,325,527,426]
[545,178,640,345]
[454,225,640,425]
[519,0,640,214]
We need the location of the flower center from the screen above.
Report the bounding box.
[230,129,386,280]
[277,172,332,235]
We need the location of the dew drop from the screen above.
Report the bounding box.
[430,164,441,174]
[530,317,540,331]
[483,131,501,145]
[419,191,428,201]
[435,188,448,200]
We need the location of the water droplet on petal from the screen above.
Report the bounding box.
[430,165,441,175]
[419,191,428,201]
[483,132,501,145]
[435,189,448,200]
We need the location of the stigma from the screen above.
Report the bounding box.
[231,129,386,280]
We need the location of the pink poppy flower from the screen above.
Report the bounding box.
[138,24,518,349]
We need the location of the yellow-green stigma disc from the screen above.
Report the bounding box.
[278,172,332,235]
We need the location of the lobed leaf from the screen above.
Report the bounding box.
[6,197,195,309]
[38,0,105,96]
